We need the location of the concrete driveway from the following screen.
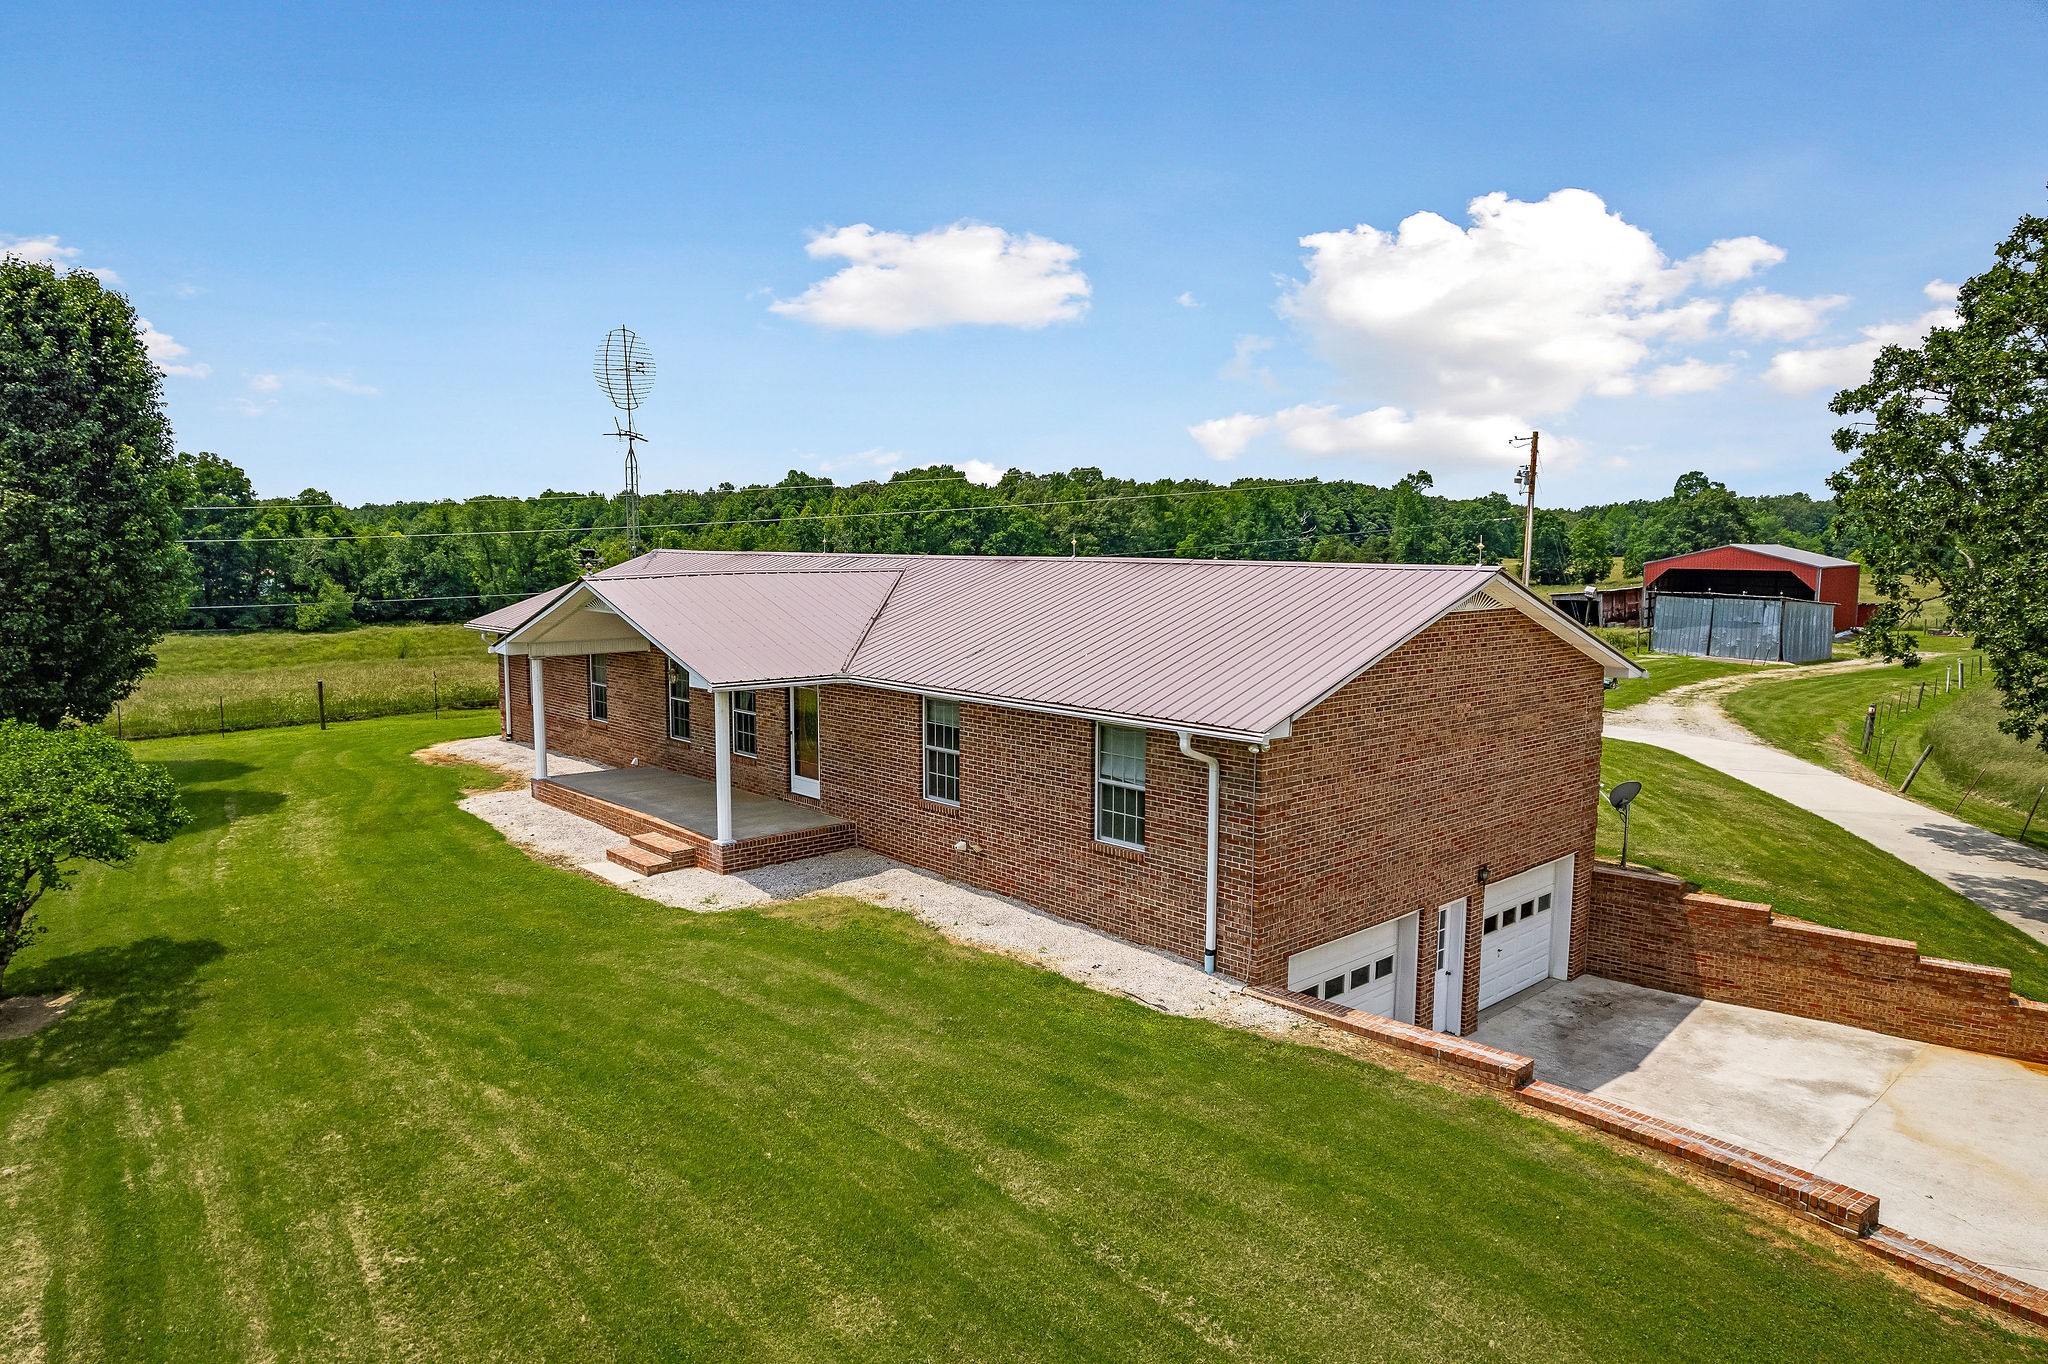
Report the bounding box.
[1474,975,2048,1288]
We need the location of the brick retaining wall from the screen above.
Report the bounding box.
[1587,863,2048,1065]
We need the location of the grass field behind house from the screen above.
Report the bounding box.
[1722,653,2048,850]
[0,713,2038,1361]
[109,623,499,739]
[1598,736,2048,998]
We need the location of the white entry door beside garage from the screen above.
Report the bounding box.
[1478,855,1574,1010]
[1288,913,1420,1023]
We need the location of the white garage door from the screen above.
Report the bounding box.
[1478,862,1564,1009]
[1287,915,1414,1022]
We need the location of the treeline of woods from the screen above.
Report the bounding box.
[169,451,1857,631]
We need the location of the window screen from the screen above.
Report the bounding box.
[732,690,756,757]
[588,655,608,722]
[924,698,960,803]
[1096,724,1147,846]
[666,661,689,741]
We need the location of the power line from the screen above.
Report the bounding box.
[176,470,983,514]
[186,592,530,611]
[181,480,1321,546]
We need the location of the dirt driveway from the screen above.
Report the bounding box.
[1474,974,2048,1289]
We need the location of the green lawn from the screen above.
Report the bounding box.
[1,716,2036,1360]
[111,623,498,739]
[1720,654,2048,852]
[1598,737,2048,999]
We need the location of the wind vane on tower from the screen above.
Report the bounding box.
[594,326,656,556]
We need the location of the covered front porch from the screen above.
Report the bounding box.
[533,764,856,877]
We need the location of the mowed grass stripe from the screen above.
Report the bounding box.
[0,715,2038,1360]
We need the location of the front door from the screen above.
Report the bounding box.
[789,686,821,797]
[1432,898,1467,1035]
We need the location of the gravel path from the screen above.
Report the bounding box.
[420,736,1293,1030]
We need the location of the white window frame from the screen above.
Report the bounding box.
[731,689,757,758]
[1094,723,1147,849]
[588,654,608,723]
[666,660,690,742]
[923,697,960,805]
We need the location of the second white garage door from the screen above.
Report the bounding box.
[1478,859,1569,1009]
[1288,914,1418,1023]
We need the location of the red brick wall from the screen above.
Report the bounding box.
[1254,607,1605,1030]
[1588,863,2048,1064]
[817,684,1260,977]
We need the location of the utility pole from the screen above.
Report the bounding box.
[1510,431,1539,586]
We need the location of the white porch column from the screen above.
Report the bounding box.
[528,655,548,780]
[712,689,735,844]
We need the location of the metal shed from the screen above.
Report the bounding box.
[1650,593,1836,664]
[1642,544,1861,632]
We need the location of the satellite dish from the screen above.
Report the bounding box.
[1608,780,1642,810]
[593,327,656,555]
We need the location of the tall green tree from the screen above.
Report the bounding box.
[1567,514,1611,584]
[0,258,189,725]
[1829,211,2048,744]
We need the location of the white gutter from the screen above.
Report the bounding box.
[1177,730,1221,975]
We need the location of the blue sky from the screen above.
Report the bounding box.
[6,2,2044,505]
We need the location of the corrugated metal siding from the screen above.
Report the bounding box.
[1779,598,1836,663]
[1650,593,1835,663]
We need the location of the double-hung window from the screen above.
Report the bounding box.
[666,661,690,741]
[923,698,960,804]
[731,689,757,757]
[1095,724,1146,847]
[588,655,609,722]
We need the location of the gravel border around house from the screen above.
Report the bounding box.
[420,736,1295,1031]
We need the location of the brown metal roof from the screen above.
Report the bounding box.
[476,550,1635,738]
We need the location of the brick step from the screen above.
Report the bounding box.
[605,843,686,876]
[629,830,696,861]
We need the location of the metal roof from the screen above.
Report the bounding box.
[474,550,1639,739]
[467,581,574,635]
[1646,543,1856,570]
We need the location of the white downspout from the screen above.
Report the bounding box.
[1178,730,1220,975]
[713,690,735,845]
[528,655,548,780]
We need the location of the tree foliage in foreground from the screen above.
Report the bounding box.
[0,721,187,990]
[0,257,189,726]
[1830,212,2048,746]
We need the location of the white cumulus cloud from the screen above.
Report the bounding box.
[1195,188,1783,471]
[1762,282,1957,396]
[961,459,1004,486]
[769,222,1090,334]
[139,317,209,378]
[1727,289,1848,341]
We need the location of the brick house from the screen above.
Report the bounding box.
[471,549,1639,1036]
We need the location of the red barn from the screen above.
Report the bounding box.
[1643,544,1861,632]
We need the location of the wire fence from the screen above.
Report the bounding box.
[106,665,499,741]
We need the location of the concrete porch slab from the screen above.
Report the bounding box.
[544,765,844,840]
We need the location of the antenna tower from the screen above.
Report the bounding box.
[594,326,656,556]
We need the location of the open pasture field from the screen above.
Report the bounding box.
[108,623,498,739]
[1,714,2037,1361]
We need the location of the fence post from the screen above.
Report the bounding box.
[1883,737,1901,780]
[218,695,225,734]
[433,671,439,716]
[1917,681,1926,709]
[1861,704,1876,754]
[1955,766,1987,815]
[2024,785,2045,841]
[317,680,327,731]
[1900,746,1933,793]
